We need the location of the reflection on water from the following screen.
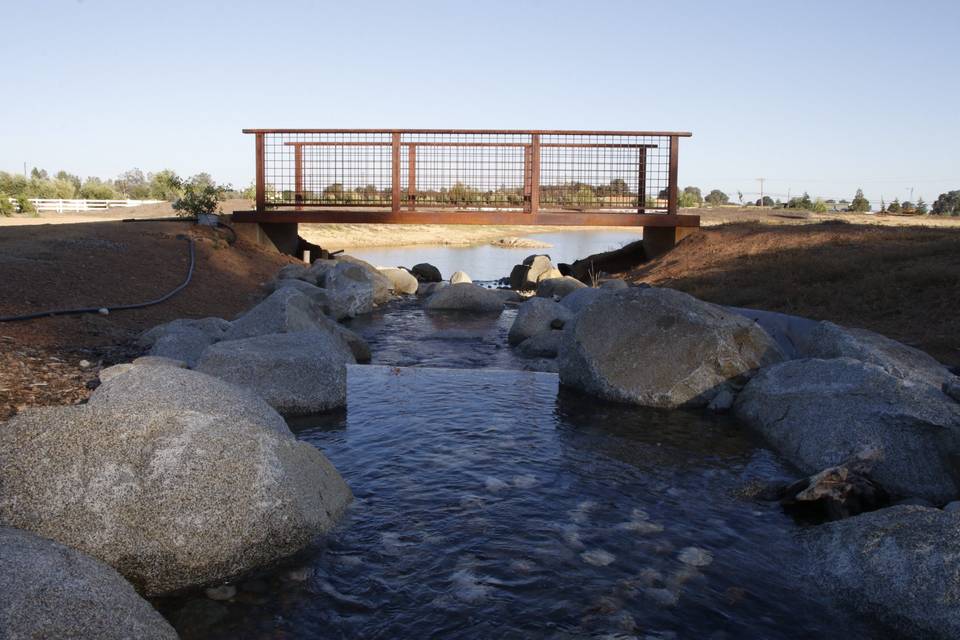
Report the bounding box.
[347,230,643,281]
[159,365,878,640]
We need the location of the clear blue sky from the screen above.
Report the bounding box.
[2,0,958,204]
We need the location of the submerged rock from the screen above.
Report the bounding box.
[517,331,562,358]
[508,297,573,346]
[424,283,505,313]
[198,330,355,415]
[798,321,954,390]
[0,526,177,639]
[0,404,352,596]
[735,357,960,503]
[559,288,784,408]
[779,448,890,521]
[804,505,960,639]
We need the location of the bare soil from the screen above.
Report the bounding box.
[0,220,295,419]
[625,221,960,368]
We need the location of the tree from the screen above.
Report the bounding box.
[812,198,828,213]
[755,195,774,207]
[30,167,49,180]
[916,197,928,214]
[888,198,901,213]
[79,177,119,200]
[848,188,870,212]
[787,192,813,210]
[737,190,743,205]
[931,190,960,216]
[879,197,886,213]
[682,186,703,205]
[148,170,182,201]
[678,190,700,208]
[704,189,729,206]
[901,201,914,214]
[115,168,148,198]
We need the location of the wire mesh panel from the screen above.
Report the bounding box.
[251,130,686,216]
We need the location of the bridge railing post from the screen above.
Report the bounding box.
[391,132,401,213]
[255,132,265,213]
[667,134,679,215]
[529,133,540,215]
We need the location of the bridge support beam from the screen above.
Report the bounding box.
[233,221,301,256]
[642,225,698,260]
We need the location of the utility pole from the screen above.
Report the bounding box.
[757,177,765,206]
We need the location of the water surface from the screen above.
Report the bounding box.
[348,230,642,281]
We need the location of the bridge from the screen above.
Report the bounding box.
[232,129,698,259]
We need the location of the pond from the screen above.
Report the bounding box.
[157,303,882,639]
[346,230,643,281]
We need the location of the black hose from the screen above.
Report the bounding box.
[0,237,196,323]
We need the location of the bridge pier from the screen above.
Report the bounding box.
[233,222,300,256]
[642,225,698,260]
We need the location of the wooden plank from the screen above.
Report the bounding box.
[231,209,700,228]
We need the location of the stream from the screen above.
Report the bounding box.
[157,236,883,639]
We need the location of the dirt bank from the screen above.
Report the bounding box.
[0,220,295,419]
[625,221,960,368]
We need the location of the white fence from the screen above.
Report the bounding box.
[6,198,165,213]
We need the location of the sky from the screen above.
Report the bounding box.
[1,0,958,205]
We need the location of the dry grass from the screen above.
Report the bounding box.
[625,221,960,367]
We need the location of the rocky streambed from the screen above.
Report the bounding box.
[2,251,959,639]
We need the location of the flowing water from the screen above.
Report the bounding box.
[346,230,643,281]
[157,299,881,639]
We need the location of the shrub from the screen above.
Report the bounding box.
[79,178,119,200]
[812,198,828,213]
[0,193,12,216]
[16,196,36,215]
[888,198,902,213]
[172,176,229,217]
[916,198,929,214]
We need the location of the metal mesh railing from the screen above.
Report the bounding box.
[247,129,689,215]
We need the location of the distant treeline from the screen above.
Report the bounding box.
[0,167,251,202]
[678,185,960,215]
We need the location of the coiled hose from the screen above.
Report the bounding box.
[0,236,196,323]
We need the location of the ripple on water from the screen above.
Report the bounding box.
[157,365,880,640]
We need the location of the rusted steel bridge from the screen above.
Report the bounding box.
[233,129,698,258]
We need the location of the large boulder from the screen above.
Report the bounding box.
[424,283,505,313]
[378,267,419,295]
[508,297,573,346]
[89,364,291,436]
[559,288,784,408]
[559,287,610,315]
[734,357,960,503]
[222,288,371,362]
[0,405,352,595]
[0,527,177,640]
[138,317,231,367]
[797,321,954,390]
[197,331,355,415]
[270,277,369,321]
[417,281,449,297]
[510,255,556,291]
[804,505,960,639]
[536,275,587,300]
[224,287,330,341]
[411,262,442,282]
[332,256,395,305]
[726,306,819,359]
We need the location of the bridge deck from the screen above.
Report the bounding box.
[232,209,700,227]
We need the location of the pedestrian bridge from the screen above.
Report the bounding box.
[232,129,698,258]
